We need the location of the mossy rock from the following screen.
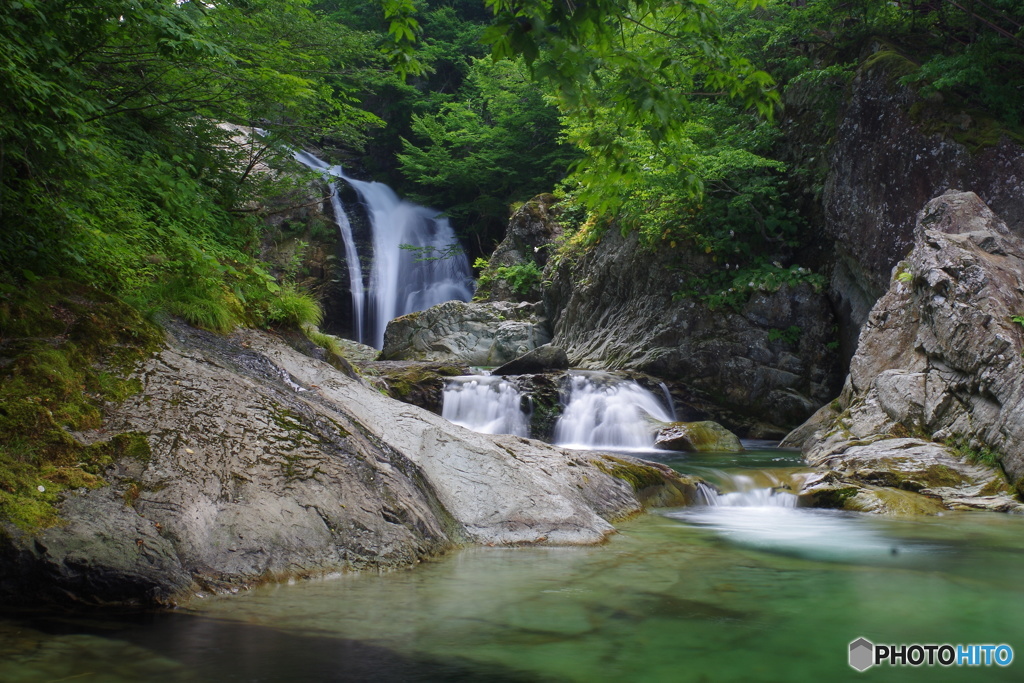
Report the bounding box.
[0,278,163,530]
[358,361,471,414]
[654,421,743,453]
[591,455,696,509]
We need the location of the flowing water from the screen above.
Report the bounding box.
[442,376,530,437]
[293,151,474,348]
[5,444,1022,682]
[553,372,675,451]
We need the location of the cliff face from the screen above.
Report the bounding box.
[823,47,1024,351]
[790,191,1024,512]
[545,229,841,436]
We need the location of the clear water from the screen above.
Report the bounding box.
[3,446,1023,682]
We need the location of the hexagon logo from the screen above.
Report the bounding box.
[849,638,875,672]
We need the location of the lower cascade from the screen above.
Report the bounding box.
[553,372,675,451]
[441,376,529,437]
[695,474,798,508]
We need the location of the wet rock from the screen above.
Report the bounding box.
[380,300,551,365]
[492,344,569,376]
[654,421,743,453]
[509,373,565,441]
[790,190,1024,512]
[1,320,701,607]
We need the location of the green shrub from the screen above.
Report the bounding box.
[494,261,543,297]
[267,286,324,329]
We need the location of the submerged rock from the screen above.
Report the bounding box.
[789,190,1024,512]
[380,300,551,365]
[654,421,743,453]
[492,344,569,376]
[0,320,702,607]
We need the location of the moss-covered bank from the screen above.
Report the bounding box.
[0,279,163,529]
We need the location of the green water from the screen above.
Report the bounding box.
[3,448,1023,682]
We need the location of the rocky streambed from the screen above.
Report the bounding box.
[0,319,703,608]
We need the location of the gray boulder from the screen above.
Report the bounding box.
[790,190,1024,511]
[492,344,569,376]
[380,300,551,365]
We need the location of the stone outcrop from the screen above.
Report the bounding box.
[380,300,551,366]
[355,360,470,414]
[823,44,1024,350]
[477,194,562,302]
[492,344,569,376]
[0,320,701,607]
[654,421,743,453]
[546,228,841,436]
[789,190,1024,512]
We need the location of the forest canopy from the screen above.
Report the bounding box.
[1,0,1022,311]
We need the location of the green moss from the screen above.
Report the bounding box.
[812,486,859,509]
[863,48,919,82]
[0,279,162,530]
[594,456,667,492]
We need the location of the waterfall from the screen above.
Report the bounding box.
[696,473,798,508]
[343,177,474,349]
[553,373,675,451]
[294,151,474,348]
[293,151,365,344]
[442,376,529,437]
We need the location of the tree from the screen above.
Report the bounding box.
[397,57,577,245]
[382,0,779,213]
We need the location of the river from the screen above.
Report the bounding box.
[2,445,1022,681]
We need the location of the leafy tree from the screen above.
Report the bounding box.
[0,0,379,339]
[383,0,779,214]
[397,57,577,246]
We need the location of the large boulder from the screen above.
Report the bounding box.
[790,190,1024,511]
[380,300,551,365]
[492,344,569,376]
[0,320,701,607]
[654,421,743,453]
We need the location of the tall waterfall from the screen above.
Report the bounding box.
[442,376,529,437]
[553,373,675,451]
[294,151,474,348]
[293,151,366,344]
